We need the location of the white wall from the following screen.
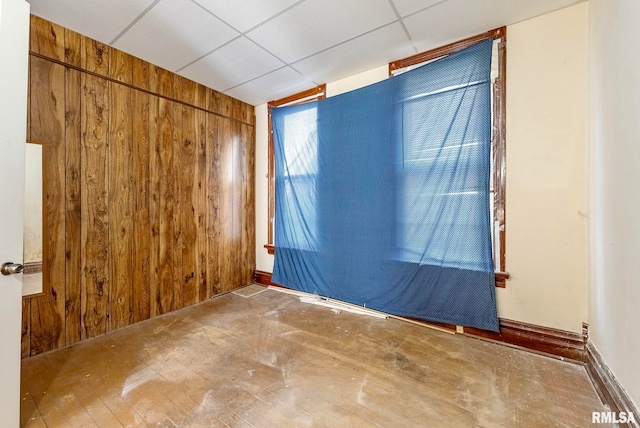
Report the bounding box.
[589,0,640,409]
[498,3,589,333]
[255,4,589,334]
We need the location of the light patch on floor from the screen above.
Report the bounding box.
[232,283,267,298]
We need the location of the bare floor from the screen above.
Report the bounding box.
[21,286,608,427]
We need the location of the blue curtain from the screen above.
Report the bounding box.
[272,39,498,331]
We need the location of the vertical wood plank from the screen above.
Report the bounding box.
[181,105,198,307]
[206,114,220,297]
[172,102,184,310]
[217,118,233,293]
[243,123,256,285]
[109,48,133,85]
[232,120,243,290]
[64,28,82,67]
[81,73,110,339]
[81,36,109,77]
[29,56,66,354]
[132,57,150,91]
[156,66,173,99]
[148,95,161,317]
[108,82,133,331]
[195,84,208,110]
[157,98,174,314]
[65,67,82,346]
[196,110,208,302]
[133,89,151,323]
[21,300,30,359]
[29,15,65,61]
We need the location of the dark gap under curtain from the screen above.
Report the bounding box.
[271,39,498,331]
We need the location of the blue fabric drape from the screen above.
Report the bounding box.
[272,39,498,331]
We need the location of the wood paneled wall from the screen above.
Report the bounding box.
[22,16,256,358]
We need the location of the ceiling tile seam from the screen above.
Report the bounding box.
[388,0,418,54]
[175,0,306,73]
[400,0,449,21]
[225,19,401,94]
[109,0,163,45]
[287,20,400,67]
[175,34,244,72]
[221,65,290,92]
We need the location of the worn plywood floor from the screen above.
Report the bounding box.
[20,286,609,427]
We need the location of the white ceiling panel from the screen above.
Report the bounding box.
[114,0,239,72]
[293,23,415,84]
[28,0,156,45]
[180,37,285,92]
[390,0,446,18]
[225,67,316,106]
[193,0,301,32]
[404,0,582,53]
[246,0,397,64]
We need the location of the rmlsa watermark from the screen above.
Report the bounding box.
[592,411,636,424]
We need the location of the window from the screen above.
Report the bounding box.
[265,85,325,254]
[267,28,508,286]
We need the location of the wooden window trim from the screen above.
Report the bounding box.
[390,27,508,287]
[266,27,509,287]
[266,85,326,254]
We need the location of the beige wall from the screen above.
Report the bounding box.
[589,0,640,409]
[498,3,588,333]
[255,3,589,333]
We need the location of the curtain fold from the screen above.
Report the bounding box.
[272,39,498,331]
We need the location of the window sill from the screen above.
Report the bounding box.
[265,244,509,287]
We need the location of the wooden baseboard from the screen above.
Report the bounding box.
[463,320,586,362]
[585,342,639,427]
[253,269,586,362]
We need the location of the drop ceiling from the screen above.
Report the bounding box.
[27,0,583,106]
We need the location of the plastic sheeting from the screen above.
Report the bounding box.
[271,39,498,331]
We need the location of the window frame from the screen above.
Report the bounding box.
[390,27,508,286]
[265,84,326,255]
[265,27,508,287]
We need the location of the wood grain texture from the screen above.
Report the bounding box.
[157,97,175,315]
[21,300,30,359]
[206,114,221,298]
[196,110,208,302]
[132,57,150,91]
[132,89,151,323]
[172,102,184,310]
[148,95,161,318]
[80,73,110,339]
[64,28,81,67]
[81,36,109,76]
[109,48,133,84]
[24,15,256,358]
[64,67,82,346]
[108,82,134,330]
[30,15,65,61]
[29,56,66,355]
[244,123,256,284]
[217,117,233,293]
[180,105,198,308]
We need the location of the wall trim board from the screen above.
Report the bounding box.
[585,343,640,428]
[253,269,586,362]
[28,51,254,128]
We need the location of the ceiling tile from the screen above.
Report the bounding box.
[180,37,285,92]
[391,0,446,18]
[113,0,240,72]
[193,0,300,32]
[225,67,316,106]
[246,0,397,64]
[28,0,156,44]
[293,23,414,84]
[404,0,582,53]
